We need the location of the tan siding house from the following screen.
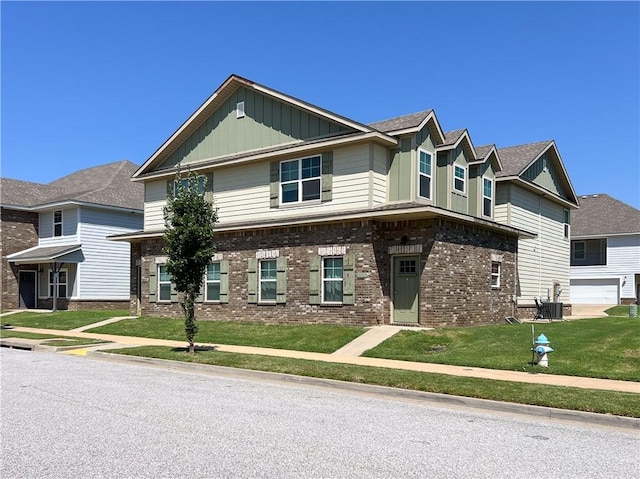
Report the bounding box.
[115,74,577,326]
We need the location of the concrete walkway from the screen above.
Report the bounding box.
[2,322,638,394]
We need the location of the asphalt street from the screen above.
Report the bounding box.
[1,348,638,478]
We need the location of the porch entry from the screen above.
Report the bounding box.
[19,271,37,309]
[392,256,419,323]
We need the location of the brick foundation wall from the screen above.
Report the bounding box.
[138,217,518,327]
[1,208,39,309]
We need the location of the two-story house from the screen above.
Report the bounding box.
[114,74,577,326]
[493,141,579,317]
[1,161,143,310]
[569,194,640,305]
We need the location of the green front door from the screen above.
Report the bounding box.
[392,256,419,323]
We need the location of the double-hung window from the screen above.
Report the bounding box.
[418,149,433,199]
[453,165,466,193]
[158,265,172,302]
[322,257,343,303]
[483,177,493,217]
[49,269,68,297]
[491,262,501,288]
[205,262,221,302]
[53,210,63,237]
[173,176,205,197]
[280,156,321,204]
[259,259,277,303]
[563,209,570,239]
[572,241,585,261]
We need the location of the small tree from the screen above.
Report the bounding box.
[163,169,217,353]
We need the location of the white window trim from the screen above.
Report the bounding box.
[280,155,322,205]
[563,209,570,239]
[491,261,501,289]
[205,262,221,303]
[258,259,277,304]
[321,256,344,304]
[236,101,245,118]
[482,176,493,218]
[572,241,586,261]
[417,147,433,200]
[53,210,63,237]
[453,164,467,194]
[48,268,68,298]
[157,264,172,303]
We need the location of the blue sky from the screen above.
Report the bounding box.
[2,1,639,208]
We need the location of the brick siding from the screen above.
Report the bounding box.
[136,218,518,327]
[1,208,39,309]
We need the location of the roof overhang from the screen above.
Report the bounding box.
[496,176,579,209]
[132,131,397,182]
[381,111,446,145]
[572,232,640,240]
[7,244,84,265]
[110,204,534,243]
[437,129,477,160]
[0,200,142,214]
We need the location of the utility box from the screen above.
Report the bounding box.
[548,302,563,319]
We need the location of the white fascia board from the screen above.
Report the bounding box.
[572,232,640,240]
[132,132,398,182]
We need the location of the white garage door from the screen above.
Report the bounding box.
[570,279,619,304]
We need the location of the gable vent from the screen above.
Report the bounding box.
[236,101,245,118]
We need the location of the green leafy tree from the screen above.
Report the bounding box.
[163,170,217,353]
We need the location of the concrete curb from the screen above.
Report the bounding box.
[87,350,640,432]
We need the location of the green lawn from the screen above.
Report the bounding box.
[606,305,637,317]
[0,310,130,330]
[0,330,109,347]
[89,317,366,354]
[107,346,640,418]
[363,317,640,381]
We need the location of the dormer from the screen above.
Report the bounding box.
[469,145,503,220]
[435,129,477,214]
[369,110,445,203]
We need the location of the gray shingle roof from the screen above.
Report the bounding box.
[368,110,433,133]
[475,145,494,160]
[496,141,551,177]
[572,194,640,236]
[1,160,143,211]
[442,129,466,147]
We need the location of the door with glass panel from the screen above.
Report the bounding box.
[392,256,419,323]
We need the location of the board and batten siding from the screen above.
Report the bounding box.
[570,234,640,300]
[75,207,143,300]
[522,153,563,197]
[144,143,377,229]
[371,143,388,205]
[495,185,570,304]
[159,87,351,170]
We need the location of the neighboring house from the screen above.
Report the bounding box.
[493,141,579,317]
[1,161,143,310]
[113,74,576,326]
[569,194,640,305]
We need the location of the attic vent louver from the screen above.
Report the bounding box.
[237,101,245,119]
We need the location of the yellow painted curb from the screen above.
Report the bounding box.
[62,348,88,356]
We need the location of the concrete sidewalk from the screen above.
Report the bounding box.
[2,324,638,394]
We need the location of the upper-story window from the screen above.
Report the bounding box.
[53,210,63,237]
[563,209,570,239]
[453,164,466,193]
[571,239,606,266]
[280,156,321,204]
[482,177,493,217]
[418,149,433,200]
[172,176,206,197]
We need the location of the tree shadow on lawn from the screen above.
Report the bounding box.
[170,345,218,353]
